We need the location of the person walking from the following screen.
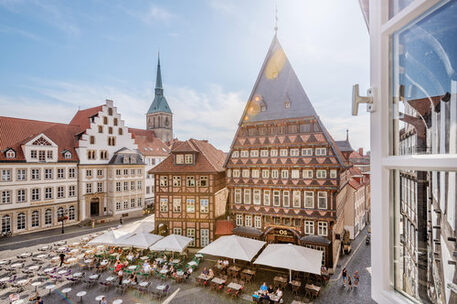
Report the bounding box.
[347,275,353,291]
[342,267,347,286]
[353,271,360,288]
[59,253,65,267]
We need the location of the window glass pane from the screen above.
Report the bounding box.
[391,1,457,156]
[391,169,456,303]
[389,0,415,19]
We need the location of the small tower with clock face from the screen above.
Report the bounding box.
[146,55,173,143]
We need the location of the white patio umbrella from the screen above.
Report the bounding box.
[114,232,163,249]
[198,235,266,262]
[87,230,132,246]
[118,215,155,234]
[149,234,193,253]
[253,243,323,281]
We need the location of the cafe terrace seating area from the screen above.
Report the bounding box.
[0,218,330,304]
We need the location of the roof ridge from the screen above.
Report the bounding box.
[0,116,69,126]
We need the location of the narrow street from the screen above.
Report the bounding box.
[317,226,374,304]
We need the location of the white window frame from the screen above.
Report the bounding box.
[304,191,314,209]
[317,221,328,236]
[292,190,301,208]
[240,150,249,158]
[186,199,195,212]
[262,169,269,179]
[159,198,168,212]
[302,148,313,156]
[263,190,270,206]
[260,150,269,157]
[254,215,262,229]
[236,214,243,226]
[200,198,209,213]
[232,151,239,158]
[234,189,241,204]
[282,190,290,207]
[304,220,314,235]
[316,170,327,179]
[244,189,251,204]
[245,215,252,227]
[291,169,300,179]
[200,229,210,247]
[250,150,259,157]
[270,149,278,157]
[279,149,288,157]
[367,2,457,303]
[273,190,280,206]
[253,189,261,205]
[303,169,313,178]
[242,169,250,178]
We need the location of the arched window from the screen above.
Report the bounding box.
[1,215,11,233]
[153,117,156,128]
[6,149,15,158]
[165,117,169,127]
[17,213,26,230]
[45,209,52,225]
[68,206,75,220]
[158,116,161,127]
[57,207,64,219]
[31,211,39,227]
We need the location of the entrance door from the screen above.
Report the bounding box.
[90,199,99,217]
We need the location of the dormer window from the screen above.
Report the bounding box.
[260,101,267,112]
[176,154,184,164]
[123,156,130,164]
[185,154,193,164]
[63,151,72,159]
[5,149,15,159]
[130,156,136,164]
[284,100,291,108]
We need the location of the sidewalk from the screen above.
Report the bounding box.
[330,225,369,282]
[0,216,143,251]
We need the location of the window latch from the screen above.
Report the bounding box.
[352,84,374,116]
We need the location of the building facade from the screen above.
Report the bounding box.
[70,100,144,221]
[0,119,80,235]
[151,139,228,248]
[129,128,169,209]
[225,35,346,268]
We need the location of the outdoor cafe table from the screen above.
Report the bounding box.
[227,265,241,277]
[18,253,30,258]
[67,257,77,263]
[89,274,99,280]
[12,299,24,304]
[139,282,149,287]
[290,280,302,287]
[122,279,131,285]
[44,268,54,274]
[31,281,42,291]
[211,277,226,285]
[269,294,282,303]
[71,242,80,247]
[274,276,288,288]
[70,249,79,254]
[55,241,66,246]
[305,284,321,298]
[140,256,149,261]
[0,277,9,283]
[84,259,93,264]
[171,259,181,264]
[57,246,67,252]
[0,260,8,265]
[28,265,40,271]
[101,260,109,266]
[105,276,115,282]
[242,269,256,276]
[227,282,242,291]
[128,265,137,271]
[58,270,68,275]
[36,254,47,259]
[45,284,56,295]
[197,274,211,281]
[11,263,23,268]
[39,246,50,251]
[187,261,197,267]
[73,272,83,278]
[160,269,169,275]
[155,257,164,264]
[195,253,203,259]
[156,284,167,291]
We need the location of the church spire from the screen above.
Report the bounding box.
[155,53,163,96]
[274,3,278,35]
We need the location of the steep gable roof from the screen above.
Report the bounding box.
[239,35,317,124]
[150,138,225,173]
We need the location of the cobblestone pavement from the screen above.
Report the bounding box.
[0,216,141,251]
[317,227,375,304]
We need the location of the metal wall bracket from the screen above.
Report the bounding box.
[352,84,375,116]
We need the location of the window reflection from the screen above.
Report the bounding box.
[392,1,457,156]
[392,169,456,303]
[389,0,415,18]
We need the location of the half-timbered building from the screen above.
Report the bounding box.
[151,139,228,248]
[225,34,346,269]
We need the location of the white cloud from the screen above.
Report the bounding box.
[0,24,43,41]
[125,4,174,25]
[2,79,244,152]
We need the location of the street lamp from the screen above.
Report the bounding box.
[58,209,69,234]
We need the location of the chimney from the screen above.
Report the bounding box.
[359,148,364,156]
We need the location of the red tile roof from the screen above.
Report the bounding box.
[149,138,226,173]
[69,105,103,133]
[0,116,79,162]
[215,220,234,236]
[128,128,169,157]
[348,178,362,190]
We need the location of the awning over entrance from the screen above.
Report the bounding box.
[253,243,323,276]
[232,226,263,239]
[300,235,331,246]
[198,235,266,262]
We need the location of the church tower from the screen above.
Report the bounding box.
[146,55,173,143]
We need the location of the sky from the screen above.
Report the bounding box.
[0,0,370,152]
